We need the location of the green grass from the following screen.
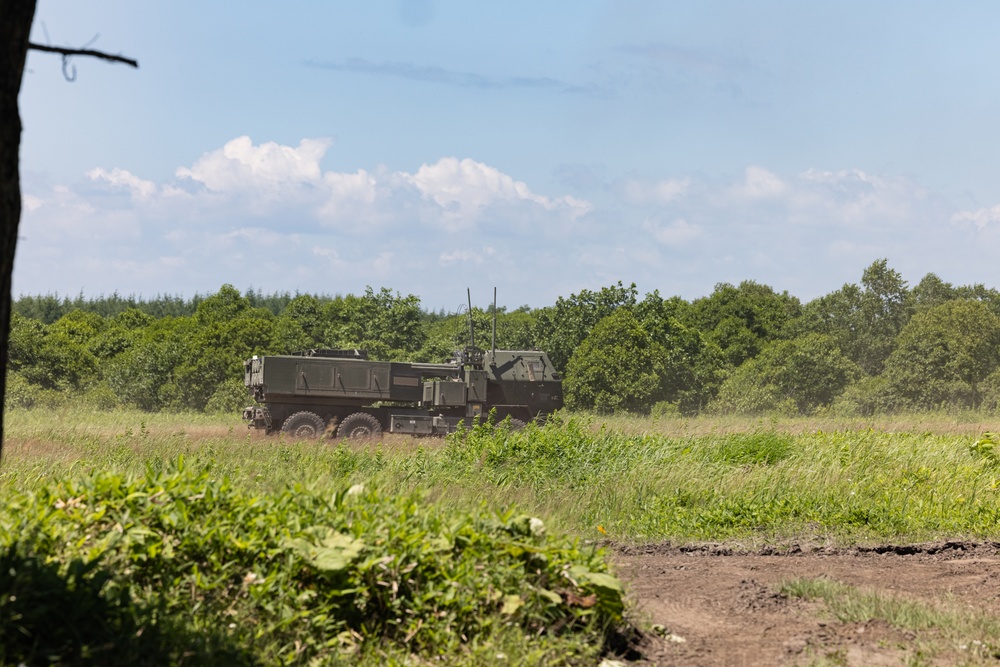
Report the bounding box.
[6,405,1000,663]
[782,577,1000,665]
[6,406,1000,545]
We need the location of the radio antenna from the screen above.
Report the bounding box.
[491,287,497,356]
[466,288,475,349]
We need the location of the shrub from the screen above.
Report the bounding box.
[3,372,41,409]
[0,460,627,665]
[204,377,250,414]
[711,334,862,415]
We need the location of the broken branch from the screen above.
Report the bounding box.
[27,42,138,68]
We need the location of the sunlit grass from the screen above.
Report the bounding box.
[782,577,1000,665]
[5,406,1000,545]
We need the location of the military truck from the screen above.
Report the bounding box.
[242,345,563,438]
[243,291,562,438]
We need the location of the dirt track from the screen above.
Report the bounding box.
[612,541,1000,666]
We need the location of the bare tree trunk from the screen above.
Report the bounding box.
[0,0,39,462]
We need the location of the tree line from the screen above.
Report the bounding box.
[7,260,1000,417]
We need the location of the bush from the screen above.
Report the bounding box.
[831,375,894,416]
[0,460,628,665]
[651,401,681,419]
[81,382,120,410]
[711,334,862,415]
[3,372,41,409]
[204,377,250,414]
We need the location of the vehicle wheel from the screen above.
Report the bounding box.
[509,418,527,431]
[337,412,383,439]
[281,411,326,439]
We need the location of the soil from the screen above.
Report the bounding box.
[612,540,1000,666]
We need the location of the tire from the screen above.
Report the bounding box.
[337,412,383,439]
[509,418,527,431]
[281,411,325,439]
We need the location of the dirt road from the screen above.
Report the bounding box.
[613,541,1000,666]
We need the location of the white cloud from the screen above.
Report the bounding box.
[176,136,329,191]
[21,193,43,213]
[88,167,157,201]
[404,157,591,230]
[16,134,1000,307]
[730,165,786,200]
[642,217,701,245]
[439,246,497,265]
[950,205,1000,230]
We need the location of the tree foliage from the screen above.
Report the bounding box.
[9,264,1000,417]
[564,309,665,413]
[881,299,1000,410]
[533,282,638,372]
[795,259,911,375]
[686,280,801,368]
[711,333,862,415]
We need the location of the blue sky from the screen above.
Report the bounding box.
[15,1,1000,310]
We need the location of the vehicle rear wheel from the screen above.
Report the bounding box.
[508,418,527,431]
[281,411,326,439]
[337,412,383,439]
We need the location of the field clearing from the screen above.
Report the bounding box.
[5,408,1000,665]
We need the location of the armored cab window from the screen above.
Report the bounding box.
[526,359,544,381]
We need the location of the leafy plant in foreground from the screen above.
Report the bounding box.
[0,459,628,665]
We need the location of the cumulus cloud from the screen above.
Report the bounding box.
[15,137,595,303]
[404,157,591,230]
[950,205,1000,230]
[16,134,1000,307]
[88,167,158,201]
[730,165,787,200]
[177,136,329,191]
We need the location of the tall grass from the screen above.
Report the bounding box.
[5,407,1000,545]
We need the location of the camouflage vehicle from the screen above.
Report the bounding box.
[242,292,562,438]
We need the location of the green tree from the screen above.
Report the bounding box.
[106,338,187,411]
[635,290,721,413]
[9,310,104,390]
[6,313,44,374]
[533,282,638,372]
[323,287,425,359]
[88,308,154,360]
[795,259,911,375]
[173,308,276,410]
[282,294,327,345]
[911,273,956,310]
[711,333,862,415]
[686,280,801,368]
[564,309,665,414]
[194,284,251,325]
[881,299,1000,410]
[418,306,540,363]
